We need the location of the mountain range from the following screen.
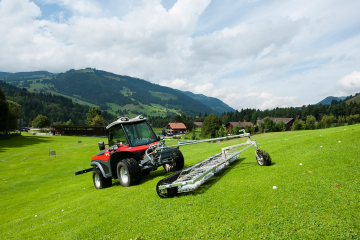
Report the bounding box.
[0,69,234,117]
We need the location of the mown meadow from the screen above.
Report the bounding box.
[0,125,359,239]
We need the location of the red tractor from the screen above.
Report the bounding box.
[75,115,184,189]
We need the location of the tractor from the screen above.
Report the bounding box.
[75,115,184,189]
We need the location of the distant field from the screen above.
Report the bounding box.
[1,125,359,238]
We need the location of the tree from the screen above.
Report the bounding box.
[7,101,22,120]
[7,101,22,131]
[191,130,196,140]
[32,115,50,130]
[232,125,241,135]
[86,107,102,125]
[200,114,222,138]
[275,120,286,132]
[263,117,275,132]
[306,115,316,130]
[217,126,226,137]
[0,88,9,133]
[174,114,182,123]
[65,119,74,125]
[91,115,105,125]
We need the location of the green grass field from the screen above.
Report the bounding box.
[1,125,359,239]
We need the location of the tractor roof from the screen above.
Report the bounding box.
[106,115,147,130]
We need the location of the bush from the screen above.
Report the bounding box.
[306,115,316,130]
[292,119,303,131]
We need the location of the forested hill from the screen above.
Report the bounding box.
[52,69,217,116]
[0,81,115,126]
[178,90,235,113]
[0,71,55,81]
[317,96,346,105]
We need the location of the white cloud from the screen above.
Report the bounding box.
[1,0,360,110]
[337,71,360,95]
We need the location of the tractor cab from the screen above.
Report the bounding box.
[99,115,161,150]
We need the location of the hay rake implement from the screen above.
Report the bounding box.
[156,134,271,198]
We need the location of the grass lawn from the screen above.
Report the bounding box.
[0,125,359,239]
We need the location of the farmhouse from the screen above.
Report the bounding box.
[51,125,106,136]
[257,118,294,130]
[225,122,253,133]
[166,122,187,135]
[194,122,203,128]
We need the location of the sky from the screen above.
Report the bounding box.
[1,0,360,110]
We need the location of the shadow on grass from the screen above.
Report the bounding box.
[0,135,53,153]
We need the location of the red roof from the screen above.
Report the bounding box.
[166,123,187,130]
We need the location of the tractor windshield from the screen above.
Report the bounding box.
[122,121,157,147]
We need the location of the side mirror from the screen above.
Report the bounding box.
[99,141,105,151]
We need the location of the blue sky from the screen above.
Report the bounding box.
[0,0,360,110]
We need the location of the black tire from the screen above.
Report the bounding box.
[163,149,184,172]
[156,171,181,198]
[255,149,272,166]
[93,168,112,189]
[117,158,142,187]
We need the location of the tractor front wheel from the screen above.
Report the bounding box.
[117,158,142,187]
[163,149,184,172]
[255,149,272,166]
[93,168,112,189]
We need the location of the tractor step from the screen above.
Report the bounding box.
[75,168,93,176]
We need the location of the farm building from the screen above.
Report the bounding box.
[166,122,187,135]
[194,122,203,128]
[51,125,106,136]
[225,122,253,133]
[257,118,294,130]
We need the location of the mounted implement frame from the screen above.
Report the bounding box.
[156,136,271,198]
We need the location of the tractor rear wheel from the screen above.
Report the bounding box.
[117,158,142,187]
[93,168,112,189]
[255,149,272,166]
[163,149,184,172]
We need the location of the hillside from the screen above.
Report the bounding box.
[346,93,360,104]
[178,90,235,113]
[317,96,346,105]
[0,81,104,126]
[1,69,220,117]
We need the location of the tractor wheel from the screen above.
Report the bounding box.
[93,168,112,189]
[117,158,142,187]
[163,149,184,172]
[255,149,272,166]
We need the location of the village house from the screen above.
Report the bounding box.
[51,124,106,136]
[257,118,294,130]
[166,122,187,135]
[193,122,203,128]
[225,121,253,133]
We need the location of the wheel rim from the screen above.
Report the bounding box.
[257,153,264,165]
[94,172,101,188]
[120,167,129,184]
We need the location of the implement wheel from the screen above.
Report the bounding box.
[156,171,181,198]
[255,149,272,166]
[163,149,184,172]
[93,168,112,189]
[117,158,142,187]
